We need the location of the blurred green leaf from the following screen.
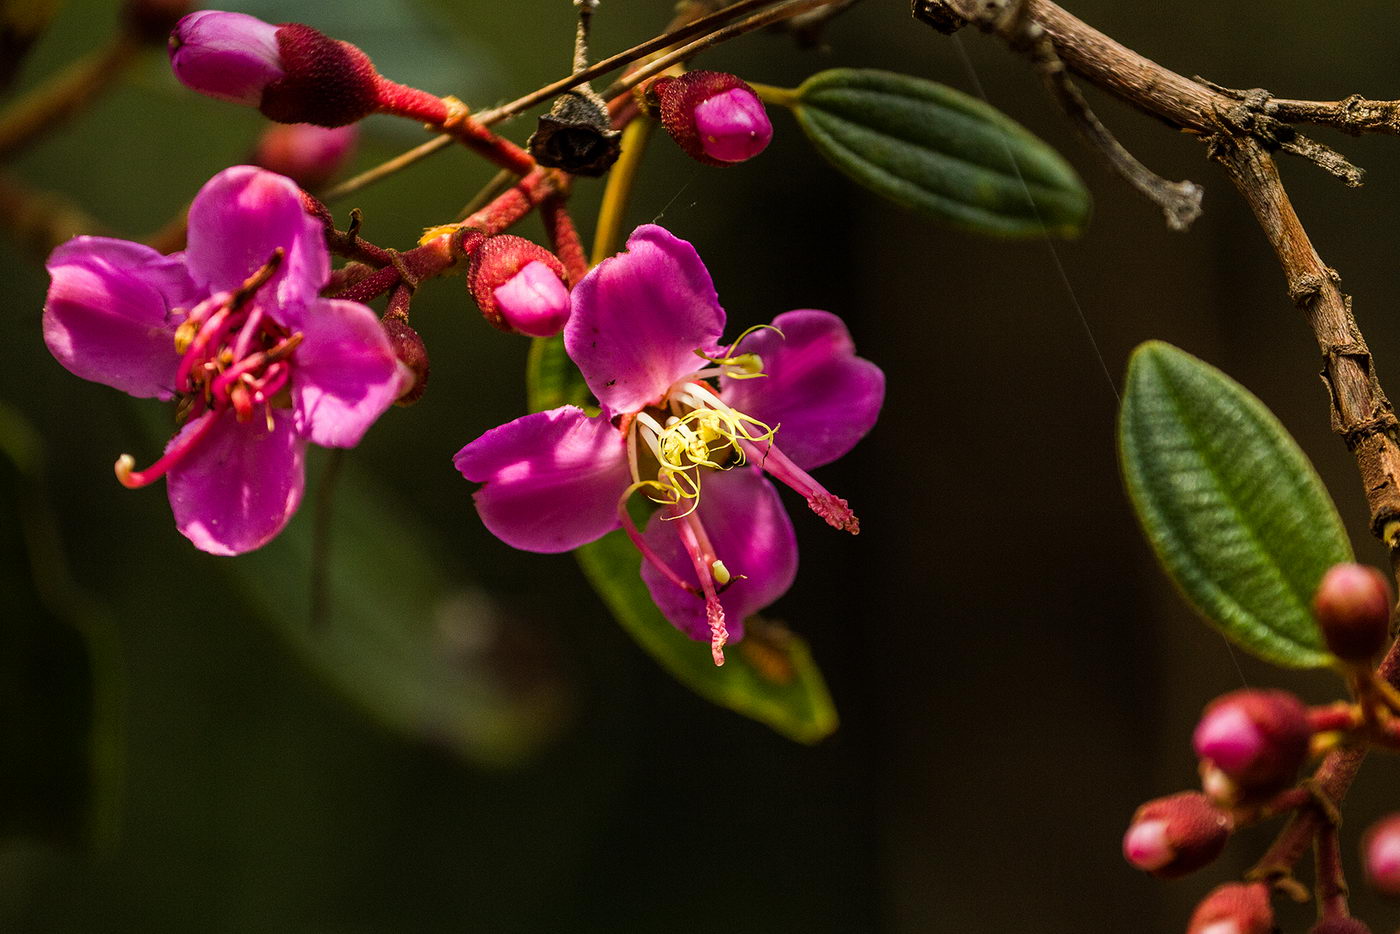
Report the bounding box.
[1119,341,1347,668]
[527,336,839,743]
[225,461,566,768]
[785,68,1090,238]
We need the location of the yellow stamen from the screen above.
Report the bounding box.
[712,560,731,586]
[692,324,783,379]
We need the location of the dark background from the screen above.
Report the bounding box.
[4,1,1400,931]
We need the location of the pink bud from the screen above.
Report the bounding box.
[649,71,773,166]
[1187,883,1273,934]
[467,236,571,338]
[1122,791,1231,878]
[1193,689,1311,799]
[169,11,284,107]
[1364,812,1400,897]
[493,261,571,338]
[253,123,358,190]
[1314,562,1392,663]
[693,87,773,163]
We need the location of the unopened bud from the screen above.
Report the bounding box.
[169,11,284,107]
[123,0,192,44]
[1122,791,1231,878]
[1193,689,1311,801]
[381,317,428,406]
[170,14,382,127]
[253,123,358,190]
[1311,918,1373,934]
[1364,813,1400,897]
[1314,562,1392,663]
[467,236,571,338]
[1187,882,1273,934]
[649,71,773,166]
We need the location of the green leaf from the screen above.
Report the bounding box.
[785,68,1091,238]
[578,532,838,744]
[1119,341,1350,668]
[225,461,565,768]
[526,337,839,743]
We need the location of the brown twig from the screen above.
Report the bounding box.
[912,0,1400,897]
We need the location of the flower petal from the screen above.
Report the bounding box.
[43,237,197,399]
[564,225,725,416]
[640,467,797,642]
[184,165,329,311]
[455,406,630,553]
[721,309,884,470]
[291,298,402,448]
[166,409,306,555]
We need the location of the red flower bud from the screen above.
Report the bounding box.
[1193,689,1311,801]
[467,236,571,338]
[1364,812,1400,897]
[1314,562,1392,663]
[381,318,428,406]
[169,14,381,127]
[1311,918,1373,934]
[259,23,380,127]
[1122,791,1231,878]
[253,123,358,190]
[649,71,773,166]
[1187,882,1273,934]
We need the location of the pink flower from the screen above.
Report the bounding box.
[43,166,405,555]
[454,226,883,664]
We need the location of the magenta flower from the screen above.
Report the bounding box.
[43,165,405,555]
[454,226,883,664]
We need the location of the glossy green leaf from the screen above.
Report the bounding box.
[786,68,1090,238]
[527,336,839,743]
[226,462,566,767]
[1119,341,1349,668]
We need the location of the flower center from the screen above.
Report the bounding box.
[115,251,299,489]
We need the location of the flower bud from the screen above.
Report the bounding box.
[1187,882,1273,934]
[1314,562,1392,663]
[1310,918,1373,934]
[253,123,358,190]
[169,14,381,127]
[381,317,428,406]
[1122,791,1231,878]
[649,71,773,166]
[467,236,571,338]
[169,11,284,107]
[1364,813,1400,897]
[122,0,192,45]
[1193,689,1311,801]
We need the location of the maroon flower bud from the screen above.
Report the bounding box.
[122,0,193,44]
[381,317,428,406]
[1122,791,1231,878]
[169,11,284,107]
[1193,689,1311,800]
[467,236,571,338]
[169,14,381,127]
[253,123,358,190]
[1187,882,1273,934]
[1364,812,1400,897]
[649,71,773,166]
[1314,562,1392,663]
[1311,918,1373,934]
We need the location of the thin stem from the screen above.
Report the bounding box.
[0,35,142,162]
[320,135,454,204]
[590,118,655,266]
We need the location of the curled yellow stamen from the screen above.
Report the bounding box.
[692,324,783,379]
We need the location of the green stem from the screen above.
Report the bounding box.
[746,81,800,109]
[0,36,142,162]
[590,118,655,266]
